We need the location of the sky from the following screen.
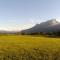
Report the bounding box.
[0,0,60,31]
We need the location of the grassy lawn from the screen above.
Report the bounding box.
[0,35,60,60]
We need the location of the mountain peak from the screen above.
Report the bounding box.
[48,19,59,23]
[45,19,59,26]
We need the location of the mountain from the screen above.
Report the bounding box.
[20,19,60,34]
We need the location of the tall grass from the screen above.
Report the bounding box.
[0,35,59,60]
[0,47,59,60]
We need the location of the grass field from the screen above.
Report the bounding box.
[0,35,60,60]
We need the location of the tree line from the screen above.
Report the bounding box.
[20,31,60,36]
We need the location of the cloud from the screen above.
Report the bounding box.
[56,19,60,22]
[0,24,34,31]
[29,17,42,24]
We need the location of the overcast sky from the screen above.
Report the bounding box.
[0,0,60,30]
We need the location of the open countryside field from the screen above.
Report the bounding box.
[0,35,60,60]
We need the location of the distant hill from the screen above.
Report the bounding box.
[20,19,60,34]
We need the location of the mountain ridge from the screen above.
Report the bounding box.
[20,19,60,34]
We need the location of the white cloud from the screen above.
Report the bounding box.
[0,24,34,31]
[29,17,42,24]
[56,19,60,22]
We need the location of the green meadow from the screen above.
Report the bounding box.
[0,35,60,60]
